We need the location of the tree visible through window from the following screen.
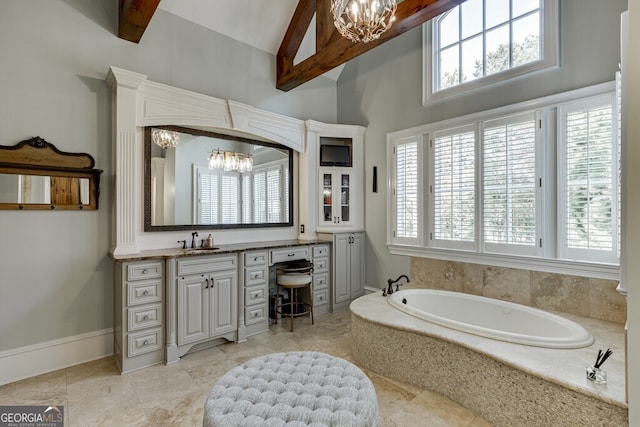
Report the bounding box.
[434,0,543,92]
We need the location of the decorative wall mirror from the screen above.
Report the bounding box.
[0,137,102,210]
[144,125,294,231]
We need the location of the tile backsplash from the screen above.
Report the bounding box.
[411,258,626,324]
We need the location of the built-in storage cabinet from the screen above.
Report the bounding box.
[319,169,357,229]
[176,255,237,353]
[320,232,365,312]
[243,250,269,337]
[114,260,164,373]
[312,244,331,314]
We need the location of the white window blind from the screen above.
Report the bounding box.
[221,174,240,224]
[559,95,618,263]
[432,127,476,247]
[253,171,266,223]
[198,170,218,224]
[483,114,538,255]
[284,165,290,222]
[242,174,252,223]
[267,168,282,223]
[395,140,419,239]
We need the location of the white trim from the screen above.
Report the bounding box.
[389,244,620,280]
[0,329,113,386]
[422,0,559,104]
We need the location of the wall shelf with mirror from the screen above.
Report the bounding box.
[0,137,102,210]
[144,126,294,232]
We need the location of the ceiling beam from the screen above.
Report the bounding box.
[276,0,465,92]
[118,0,161,44]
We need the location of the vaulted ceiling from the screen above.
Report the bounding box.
[118,0,463,91]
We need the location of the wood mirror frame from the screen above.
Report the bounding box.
[0,137,103,210]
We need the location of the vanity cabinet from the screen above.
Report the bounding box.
[312,244,330,314]
[114,260,164,373]
[243,250,269,337]
[319,232,365,312]
[176,255,237,350]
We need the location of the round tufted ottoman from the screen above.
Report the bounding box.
[203,351,379,427]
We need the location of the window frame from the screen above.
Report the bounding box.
[422,0,559,104]
[387,81,620,280]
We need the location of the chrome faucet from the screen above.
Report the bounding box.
[386,274,410,295]
[191,231,199,248]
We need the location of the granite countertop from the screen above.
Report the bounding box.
[111,239,329,262]
[351,291,627,409]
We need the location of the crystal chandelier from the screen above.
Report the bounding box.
[331,0,397,43]
[208,149,253,173]
[151,129,179,149]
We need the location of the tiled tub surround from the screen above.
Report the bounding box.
[351,293,627,426]
[411,258,626,325]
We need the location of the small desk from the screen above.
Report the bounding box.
[204,351,379,426]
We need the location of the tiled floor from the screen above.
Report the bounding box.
[0,311,492,426]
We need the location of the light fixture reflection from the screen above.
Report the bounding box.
[151,129,179,149]
[208,149,252,173]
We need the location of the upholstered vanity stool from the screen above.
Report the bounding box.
[275,261,314,332]
[203,351,379,427]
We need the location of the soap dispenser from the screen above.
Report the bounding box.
[207,234,214,248]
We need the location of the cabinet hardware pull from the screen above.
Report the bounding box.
[143,315,149,320]
[205,278,209,289]
[288,253,295,257]
[143,340,149,345]
[142,290,149,296]
[254,257,259,262]
[142,269,148,274]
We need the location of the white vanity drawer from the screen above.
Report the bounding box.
[313,289,329,306]
[271,247,310,264]
[127,304,162,331]
[127,328,162,357]
[127,280,162,306]
[177,255,237,276]
[313,273,329,290]
[245,284,267,306]
[244,251,268,266]
[313,258,328,273]
[245,267,267,286]
[127,262,163,281]
[313,245,329,258]
[245,305,267,325]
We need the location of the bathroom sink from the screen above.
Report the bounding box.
[184,247,220,253]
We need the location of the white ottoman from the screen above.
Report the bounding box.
[203,351,379,427]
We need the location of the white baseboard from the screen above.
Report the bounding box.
[0,329,114,386]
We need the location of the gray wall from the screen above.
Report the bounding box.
[0,0,337,351]
[336,0,628,289]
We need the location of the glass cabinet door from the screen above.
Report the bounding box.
[322,173,333,222]
[340,174,350,222]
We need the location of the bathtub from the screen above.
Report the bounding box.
[387,289,594,348]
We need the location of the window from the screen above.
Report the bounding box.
[391,137,421,244]
[252,160,288,224]
[558,94,619,264]
[431,126,476,250]
[196,166,241,224]
[424,0,558,102]
[388,83,620,277]
[482,113,540,256]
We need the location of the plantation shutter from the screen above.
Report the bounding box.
[267,167,281,222]
[242,174,252,223]
[395,140,419,239]
[253,170,266,223]
[284,165,290,223]
[482,113,538,255]
[432,126,476,249]
[559,94,618,263]
[198,170,218,224]
[220,173,240,224]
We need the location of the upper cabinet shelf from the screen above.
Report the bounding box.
[0,137,103,210]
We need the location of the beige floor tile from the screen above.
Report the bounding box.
[0,370,67,405]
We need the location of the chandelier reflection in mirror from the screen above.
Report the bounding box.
[208,149,253,173]
[331,0,397,43]
[151,129,180,149]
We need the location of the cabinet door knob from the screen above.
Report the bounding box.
[143,315,149,320]
[143,340,149,346]
[142,269,148,274]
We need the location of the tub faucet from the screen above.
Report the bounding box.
[191,231,199,248]
[387,275,410,295]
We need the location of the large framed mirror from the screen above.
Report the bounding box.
[144,125,294,231]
